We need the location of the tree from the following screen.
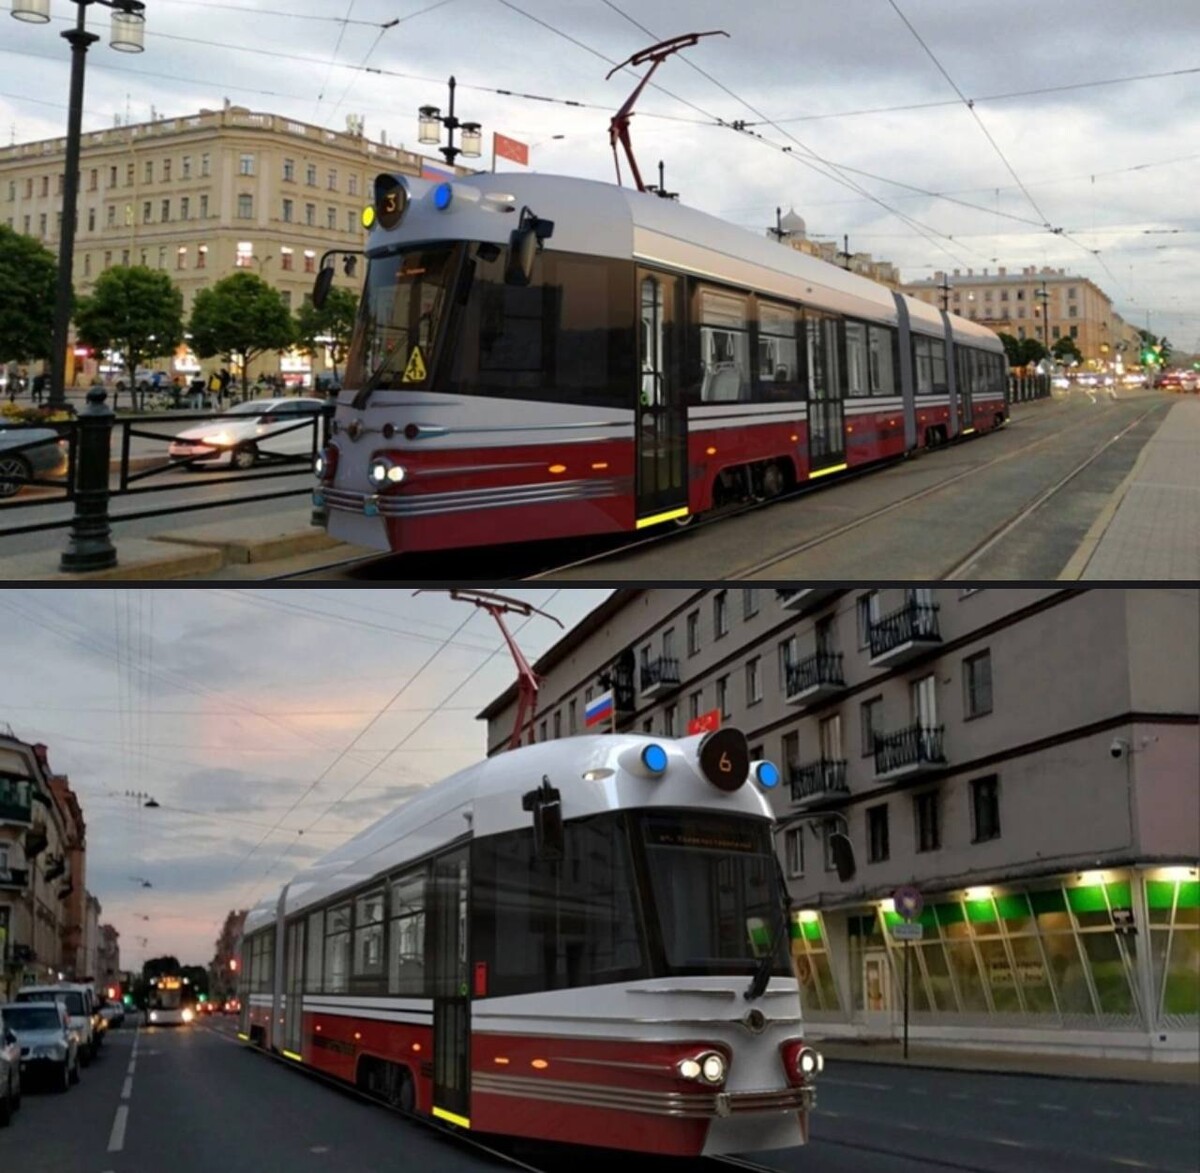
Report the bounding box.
[1050,335,1082,364]
[294,287,358,382]
[0,224,59,364]
[74,266,184,389]
[189,271,294,394]
[997,332,1021,366]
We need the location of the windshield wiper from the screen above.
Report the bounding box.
[744,857,793,1002]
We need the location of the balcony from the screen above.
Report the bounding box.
[789,758,849,805]
[776,588,844,616]
[0,865,29,890]
[640,656,681,700]
[785,651,846,706]
[874,724,946,779]
[868,600,941,667]
[0,777,33,826]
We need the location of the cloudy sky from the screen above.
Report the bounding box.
[3,587,611,969]
[3,0,1196,348]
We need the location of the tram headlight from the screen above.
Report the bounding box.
[701,1052,726,1084]
[314,444,339,483]
[182,1008,194,1023]
[368,456,406,487]
[149,1011,158,1023]
[789,1044,823,1079]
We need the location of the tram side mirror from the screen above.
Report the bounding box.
[505,207,554,286]
[522,777,564,862]
[829,832,856,883]
[312,265,335,310]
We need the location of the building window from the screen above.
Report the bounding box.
[109,165,118,187]
[785,827,805,878]
[661,627,676,662]
[88,168,97,191]
[348,175,358,196]
[328,168,337,190]
[121,248,129,265]
[162,159,171,182]
[972,776,1000,842]
[141,201,151,224]
[179,196,189,220]
[868,804,889,863]
[22,214,30,235]
[305,203,315,226]
[182,155,191,179]
[553,711,561,739]
[237,194,253,218]
[963,650,992,718]
[280,247,294,271]
[304,249,316,273]
[857,591,879,647]
[283,158,295,182]
[347,209,357,233]
[177,246,186,269]
[539,720,547,742]
[201,152,211,177]
[914,790,940,853]
[161,198,170,222]
[282,198,293,223]
[716,675,730,717]
[306,163,317,186]
[688,691,701,723]
[83,252,91,276]
[664,704,677,737]
[199,194,208,218]
[104,250,111,268]
[157,246,166,269]
[236,241,253,268]
[859,696,881,756]
[743,588,759,618]
[818,712,842,760]
[745,657,762,706]
[568,699,577,735]
[197,244,207,269]
[327,205,337,230]
[87,207,95,231]
[1070,325,1078,339]
[144,160,153,183]
[686,610,700,655]
[281,290,292,310]
[239,153,255,176]
[714,590,729,638]
[642,718,653,734]
[779,635,798,690]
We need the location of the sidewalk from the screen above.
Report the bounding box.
[812,1037,1200,1085]
[1061,396,1200,579]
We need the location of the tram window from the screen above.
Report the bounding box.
[697,289,750,403]
[388,870,427,996]
[472,814,644,997]
[756,301,801,402]
[914,335,936,394]
[305,910,324,992]
[930,337,948,391]
[868,325,896,395]
[324,903,351,993]
[353,888,385,980]
[845,322,869,396]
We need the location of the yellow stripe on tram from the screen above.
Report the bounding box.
[432,1107,471,1129]
[962,427,976,434]
[808,463,848,480]
[236,1032,250,1041]
[282,1049,303,1062]
[636,506,689,529]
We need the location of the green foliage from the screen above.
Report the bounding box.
[0,224,59,362]
[997,332,1048,367]
[74,266,184,384]
[189,271,294,391]
[1050,335,1083,364]
[294,286,358,380]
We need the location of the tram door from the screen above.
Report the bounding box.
[806,315,847,473]
[636,270,689,525]
[430,849,470,1126]
[957,348,974,434]
[284,919,304,1055]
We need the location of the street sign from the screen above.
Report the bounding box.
[893,922,924,941]
[893,885,923,921]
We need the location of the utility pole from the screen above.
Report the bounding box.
[768,206,785,242]
[837,234,852,271]
[938,273,953,312]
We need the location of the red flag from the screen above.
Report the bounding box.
[493,132,529,166]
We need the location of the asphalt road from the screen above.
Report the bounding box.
[4,1017,1195,1173]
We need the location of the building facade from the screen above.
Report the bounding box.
[480,589,1200,1062]
[97,923,121,993]
[0,102,468,386]
[899,266,1134,368]
[769,208,901,289]
[48,774,86,976]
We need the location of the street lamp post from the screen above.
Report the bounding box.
[418,76,482,168]
[1035,278,1051,355]
[10,0,147,411]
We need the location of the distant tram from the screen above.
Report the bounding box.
[237,728,823,1156]
[148,975,192,1026]
[313,170,1007,554]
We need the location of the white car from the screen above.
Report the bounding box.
[168,398,325,471]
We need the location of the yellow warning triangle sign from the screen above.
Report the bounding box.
[402,346,427,383]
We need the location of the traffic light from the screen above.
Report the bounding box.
[198,993,207,1003]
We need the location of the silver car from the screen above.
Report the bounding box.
[0,425,69,498]
[0,1005,21,1123]
[1,1001,79,1093]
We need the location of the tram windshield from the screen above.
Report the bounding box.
[344,244,460,393]
[150,979,182,1010]
[639,811,790,977]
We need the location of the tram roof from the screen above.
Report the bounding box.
[243,731,777,933]
[369,171,1001,347]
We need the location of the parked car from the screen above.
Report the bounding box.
[1,1001,78,1093]
[167,397,326,470]
[0,1006,20,1123]
[15,984,98,1064]
[0,425,69,498]
[98,1001,125,1030]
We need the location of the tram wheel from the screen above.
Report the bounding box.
[761,461,786,499]
[673,511,696,529]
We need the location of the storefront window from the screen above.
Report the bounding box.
[1147,877,1200,1019]
[791,914,841,1014]
[945,941,989,1011]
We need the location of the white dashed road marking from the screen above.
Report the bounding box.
[107,1105,129,1153]
[121,1075,133,1100]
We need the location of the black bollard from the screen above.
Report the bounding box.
[60,385,117,572]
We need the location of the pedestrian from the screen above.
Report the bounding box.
[31,372,46,405]
[218,366,232,404]
[191,376,206,410]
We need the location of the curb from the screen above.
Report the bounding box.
[820,1054,1198,1087]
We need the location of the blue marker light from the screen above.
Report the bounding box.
[641,744,668,775]
[755,761,781,789]
[433,182,453,210]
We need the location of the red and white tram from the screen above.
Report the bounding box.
[314,170,1008,554]
[237,728,822,1156]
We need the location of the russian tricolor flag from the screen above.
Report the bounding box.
[585,690,614,728]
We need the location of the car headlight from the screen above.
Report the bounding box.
[200,431,232,447]
[149,1011,158,1022]
[368,456,406,486]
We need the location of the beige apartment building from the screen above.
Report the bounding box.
[900,266,1137,368]
[0,102,467,386]
[770,208,902,289]
[480,589,1200,1062]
